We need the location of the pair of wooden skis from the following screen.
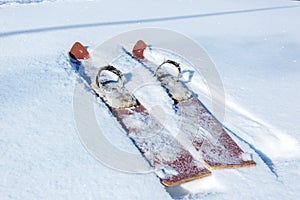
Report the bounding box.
[69,40,255,187]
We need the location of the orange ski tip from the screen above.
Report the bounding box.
[132,40,147,59]
[69,41,90,60]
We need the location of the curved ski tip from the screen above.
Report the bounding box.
[69,41,90,60]
[132,40,147,59]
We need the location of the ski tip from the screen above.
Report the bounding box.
[69,41,90,60]
[132,40,147,60]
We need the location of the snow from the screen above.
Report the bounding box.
[1,0,300,199]
[0,0,49,6]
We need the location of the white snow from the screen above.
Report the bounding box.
[1,0,300,199]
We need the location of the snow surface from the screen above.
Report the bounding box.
[1,0,300,199]
[0,0,56,6]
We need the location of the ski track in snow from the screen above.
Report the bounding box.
[225,126,279,178]
[222,97,300,179]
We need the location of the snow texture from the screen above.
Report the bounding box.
[0,0,55,6]
[0,0,300,199]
